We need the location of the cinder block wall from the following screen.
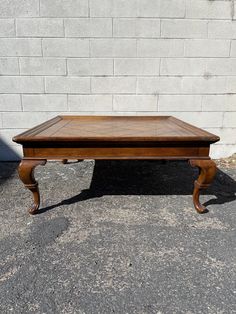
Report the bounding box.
[0,0,236,160]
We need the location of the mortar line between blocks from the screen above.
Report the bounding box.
[66,94,69,111]
[14,18,17,37]
[62,18,65,37]
[20,94,23,111]
[112,94,114,111]
[112,17,114,37]
[184,0,187,18]
[65,58,68,76]
[40,38,43,56]
[88,0,90,17]
[43,77,46,93]
[17,57,20,75]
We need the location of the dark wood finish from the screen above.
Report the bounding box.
[13,115,220,214]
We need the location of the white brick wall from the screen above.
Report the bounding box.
[0,0,236,160]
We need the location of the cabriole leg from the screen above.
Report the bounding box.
[18,159,47,215]
[190,159,217,214]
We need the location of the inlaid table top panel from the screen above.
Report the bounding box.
[13,115,219,143]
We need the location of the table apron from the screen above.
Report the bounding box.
[23,146,210,159]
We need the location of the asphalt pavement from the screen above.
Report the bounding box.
[0,160,235,314]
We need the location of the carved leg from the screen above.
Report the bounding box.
[190,159,217,213]
[18,159,47,215]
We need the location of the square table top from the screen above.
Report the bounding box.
[13,115,220,144]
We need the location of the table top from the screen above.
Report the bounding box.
[13,115,220,144]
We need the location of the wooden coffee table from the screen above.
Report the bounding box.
[13,115,220,215]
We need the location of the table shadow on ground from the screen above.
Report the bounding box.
[38,160,236,214]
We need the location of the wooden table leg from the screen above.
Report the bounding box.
[18,159,47,215]
[189,159,217,213]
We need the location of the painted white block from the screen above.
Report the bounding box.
[45,77,90,93]
[91,77,136,94]
[65,18,112,37]
[16,18,64,37]
[43,39,89,57]
[137,76,231,95]
[230,40,236,57]
[114,58,160,75]
[138,0,161,17]
[138,39,184,57]
[0,94,21,111]
[90,0,138,17]
[0,58,19,75]
[0,0,39,17]
[137,77,182,94]
[2,112,49,128]
[160,58,206,76]
[181,77,229,95]
[159,0,185,18]
[158,95,202,111]
[113,18,160,38]
[223,112,236,127]
[0,38,42,57]
[206,58,236,76]
[68,95,113,111]
[186,0,232,19]
[185,39,230,57]
[161,20,208,39]
[227,77,236,93]
[20,58,66,75]
[137,77,159,94]
[202,95,236,112]
[0,19,15,37]
[40,0,88,17]
[0,76,44,93]
[22,94,67,111]
[67,58,113,76]
[208,21,236,39]
[90,0,185,18]
[113,95,157,111]
[139,0,184,18]
[90,39,136,57]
